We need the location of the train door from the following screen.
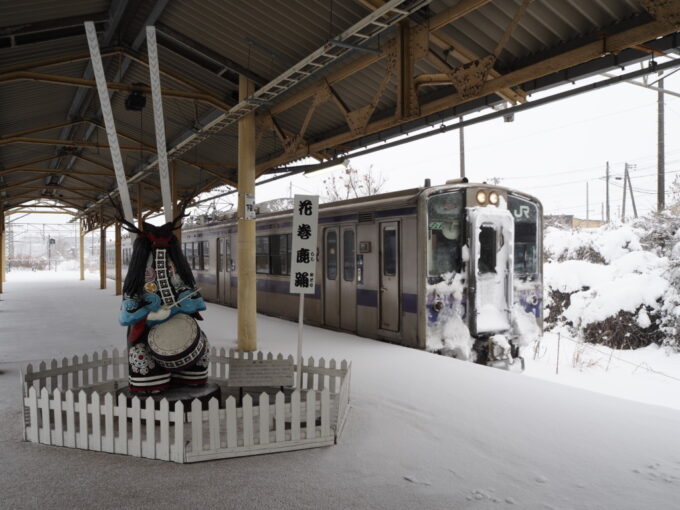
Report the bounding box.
[324,226,357,331]
[324,227,340,328]
[340,226,356,331]
[469,210,514,335]
[217,237,232,305]
[379,221,400,331]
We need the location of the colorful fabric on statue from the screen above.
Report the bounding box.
[120,247,206,327]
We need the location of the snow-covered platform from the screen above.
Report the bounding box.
[21,349,350,463]
[2,271,680,509]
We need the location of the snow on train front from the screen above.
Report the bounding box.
[423,183,543,370]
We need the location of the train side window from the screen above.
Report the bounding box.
[508,195,539,278]
[383,228,397,276]
[188,242,196,269]
[199,240,209,270]
[256,236,270,274]
[343,229,355,281]
[326,230,337,280]
[478,225,496,274]
[270,234,289,275]
[427,191,463,279]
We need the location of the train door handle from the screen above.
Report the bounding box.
[380,287,387,292]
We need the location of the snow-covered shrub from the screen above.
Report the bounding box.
[581,306,664,349]
[544,221,678,351]
[635,212,680,256]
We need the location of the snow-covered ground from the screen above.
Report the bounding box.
[1,270,679,509]
[526,219,680,411]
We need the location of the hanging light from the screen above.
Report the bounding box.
[125,83,147,111]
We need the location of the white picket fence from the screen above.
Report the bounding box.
[21,349,351,463]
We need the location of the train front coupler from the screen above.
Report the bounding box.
[476,334,525,372]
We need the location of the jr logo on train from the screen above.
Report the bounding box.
[110,181,542,370]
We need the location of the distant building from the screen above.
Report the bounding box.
[545,215,604,229]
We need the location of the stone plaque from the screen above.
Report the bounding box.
[227,358,294,387]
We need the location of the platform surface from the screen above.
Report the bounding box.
[2,271,679,510]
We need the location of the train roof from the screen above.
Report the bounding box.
[186,181,542,227]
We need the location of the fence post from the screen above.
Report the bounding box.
[556,332,561,375]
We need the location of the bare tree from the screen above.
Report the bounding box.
[669,173,680,215]
[321,161,387,203]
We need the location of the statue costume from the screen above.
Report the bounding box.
[116,205,209,393]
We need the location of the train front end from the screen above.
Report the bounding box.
[421,183,543,370]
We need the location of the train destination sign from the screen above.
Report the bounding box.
[289,194,319,294]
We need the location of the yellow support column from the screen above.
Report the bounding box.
[237,75,257,351]
[99,224,106,290]
[115,222,122,296]
[79,219,85,281]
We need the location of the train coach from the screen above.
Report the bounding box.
[110,180,543,369]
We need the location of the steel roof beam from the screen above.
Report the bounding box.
[0,71,233,112]
[61,0,170,178]
[256,22,680,173]
[51,0,129,169]
[0,13,109,48]
[155,22,265,86]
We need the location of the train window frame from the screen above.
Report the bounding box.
[507,194,540,279]
[478,224,497,274]
[426,190,464,281]
[199,240,209,271]
[382,227,397,277]
[270,234,291,276]
[255,236,270,274]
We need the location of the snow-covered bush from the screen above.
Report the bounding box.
[544,219,678,351]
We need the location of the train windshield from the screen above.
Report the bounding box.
[507,194,540,279]
[427,191,464,281]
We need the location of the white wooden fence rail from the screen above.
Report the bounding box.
[21,349,351,463]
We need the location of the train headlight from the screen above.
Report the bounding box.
[476,190,487,205]
[489,191,499,205]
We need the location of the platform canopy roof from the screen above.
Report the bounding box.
[1,0,679,227]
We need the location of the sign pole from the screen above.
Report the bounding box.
[297,294,304,389]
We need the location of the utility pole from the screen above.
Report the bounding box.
[658,76,665,212]
[626,163,638,219]
[459,116,465,179]
[586,181,589,220]
[605,161,610,223]
[622,163,627,222]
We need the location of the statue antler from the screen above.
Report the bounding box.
[108,193,142,234]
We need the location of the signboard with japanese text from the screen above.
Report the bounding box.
[289,194,319,294]
[244,193,256,220]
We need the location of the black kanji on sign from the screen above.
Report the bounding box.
[296,248,311,263]
[298,200,313,216]
[297,223,312,239]
[294,272,310,288]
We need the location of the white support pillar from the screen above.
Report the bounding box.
[99,223,106,290]
[79,219,85,281]
[237,75,257,351]
[0,211,4,293]
[115,222,122,296]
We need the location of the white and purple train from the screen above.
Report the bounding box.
[110,180,543,369]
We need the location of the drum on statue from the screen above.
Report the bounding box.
[148,314,207,371]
